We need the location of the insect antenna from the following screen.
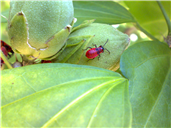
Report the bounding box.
[104,48,110,54]
[103,39,109,47]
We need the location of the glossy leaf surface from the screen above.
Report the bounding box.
[73,1,135,26]
[120,41,171,127]
[1,63,131,127]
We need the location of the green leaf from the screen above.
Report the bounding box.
[73,1,135,26]
[1,63,131,127]
[124,1,171,41]
[120,41,171,127]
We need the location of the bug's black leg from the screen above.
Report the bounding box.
[104,48,110,54]
[98,54,101,60]
[92,43,97,48]
[83,47,92,51]
[87,58,94,62]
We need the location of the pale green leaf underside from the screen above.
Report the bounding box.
[120,41,171,127]
[1,63,131,127]
[73,1,135,26]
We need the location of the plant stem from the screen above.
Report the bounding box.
[1,14,8,21]
[135,21,159,41]
[157,0,171,36]
[1,50,13,69]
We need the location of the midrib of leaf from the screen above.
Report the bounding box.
[86,79,126,127]
[41,78,124,128]
[84,1,131,18]
[1,76,118,108]
[144,62,171,127]
[75,8,130,19]
[76,16,131,22]
[134,54,170,68]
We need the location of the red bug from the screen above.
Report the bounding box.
[84,39,110,61]
[1,40,14,66]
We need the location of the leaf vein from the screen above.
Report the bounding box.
[41,78,124,128]
[1,76,119,108]
[86,79,125,127]
[144,62,171,126]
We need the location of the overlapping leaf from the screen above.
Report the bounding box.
[1,63,131,127]
[120,41,171,127]
[73,1,135,26]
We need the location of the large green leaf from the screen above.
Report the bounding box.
[124,1,171,41]
[73,1,135,26]
[1,63,131,127]
[120,41,171,127]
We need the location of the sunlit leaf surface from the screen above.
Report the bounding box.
[1,63,131,127]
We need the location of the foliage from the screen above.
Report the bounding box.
[1,1,171,127]
[120,41,170,127]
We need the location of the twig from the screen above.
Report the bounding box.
[157,1,171,36]
[1,50,13,69]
